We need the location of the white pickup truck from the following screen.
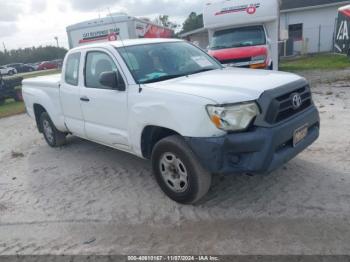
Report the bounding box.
[23,38,320,204]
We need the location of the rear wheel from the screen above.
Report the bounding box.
[8,70,14,76]
[152,135,212,204]
[39,112,67,147]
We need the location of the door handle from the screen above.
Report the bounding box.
[80,96,90,102]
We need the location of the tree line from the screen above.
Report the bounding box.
[154,12,204,35]
[0,12,203,66]
[0,46,68,66]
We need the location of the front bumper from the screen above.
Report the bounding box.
[185,106,320,175]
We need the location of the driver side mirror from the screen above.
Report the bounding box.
[99,71,126,91]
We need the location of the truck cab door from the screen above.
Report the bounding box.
[80,49,129,149]
[60,52,86,137]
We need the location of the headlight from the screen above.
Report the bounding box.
[251,55,267,65]
[206,102,260,131]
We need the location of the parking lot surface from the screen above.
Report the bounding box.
[0,80,350,255]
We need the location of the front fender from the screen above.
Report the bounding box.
[128,86,225,156]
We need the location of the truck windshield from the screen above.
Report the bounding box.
[117,42,222,84]
[210,26,266,50]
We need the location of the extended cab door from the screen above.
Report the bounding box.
[80,49,129,148]
[60,52,85,137]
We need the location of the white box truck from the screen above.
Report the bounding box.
[204,0,280,70]
[66,14,174,49]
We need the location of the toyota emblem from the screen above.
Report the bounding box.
[292,93,302,109]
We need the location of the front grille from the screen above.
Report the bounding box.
[221,57,251,65]
[265,86,312,124]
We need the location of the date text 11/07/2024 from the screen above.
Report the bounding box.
[127,255,220,261]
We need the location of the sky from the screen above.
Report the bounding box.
[0,0,203,51]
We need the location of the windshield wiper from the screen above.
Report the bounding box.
[141,74,187,84]
[141,69,216,84]
[188,68,216,75]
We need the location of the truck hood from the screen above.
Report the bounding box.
[144,68,305,104]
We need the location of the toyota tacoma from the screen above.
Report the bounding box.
[22,39,320,204]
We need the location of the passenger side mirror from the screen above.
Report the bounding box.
[99,71,126,91]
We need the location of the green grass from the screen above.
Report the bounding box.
[280,53,350,72]
[0,69,60,119]
[0,99,26,118]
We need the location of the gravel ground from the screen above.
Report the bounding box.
[0,78,350,255]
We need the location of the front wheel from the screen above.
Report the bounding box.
[269,62,273,70]
[152,135,212,204]
[39,112,67,147]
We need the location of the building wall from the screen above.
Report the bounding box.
[280,5,344,54]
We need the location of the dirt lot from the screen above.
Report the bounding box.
[0,73,350,255]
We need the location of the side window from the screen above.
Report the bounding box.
[85,51,119,89]
[65,52,81,86]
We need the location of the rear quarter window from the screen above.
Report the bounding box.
[65,52,81,86]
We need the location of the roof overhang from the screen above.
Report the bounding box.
[281,1,350,13]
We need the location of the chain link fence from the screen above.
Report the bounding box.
[279,23,337,57]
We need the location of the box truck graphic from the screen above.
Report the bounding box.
[335,5,350,55]
[66,14,174,49]
[204,0,279,70]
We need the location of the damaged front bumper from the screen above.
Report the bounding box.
[185,106,320,175]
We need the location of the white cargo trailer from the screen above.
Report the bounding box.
[204,0,280,70]
[66,14,174,49]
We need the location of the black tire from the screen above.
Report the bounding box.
[269,62,273,70]
[39,112,66,147]
[8,70,14,76]
[152,135,212,204]
[13,90,22,102]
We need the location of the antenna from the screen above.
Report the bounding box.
[107,8,139,89]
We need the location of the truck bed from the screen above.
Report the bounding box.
[22,73,64,130]
[23,74,61,88]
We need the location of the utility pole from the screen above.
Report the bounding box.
[2,42,7,53]
[54,36,59,48]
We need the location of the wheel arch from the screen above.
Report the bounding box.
[33,103,47,133]
[141,125,180,159]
